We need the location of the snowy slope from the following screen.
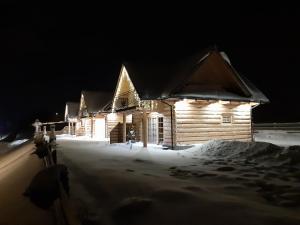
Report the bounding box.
[254,130,300,146]
[57,136,300,225]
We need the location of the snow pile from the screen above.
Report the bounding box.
[197,140,300,166]
[9,139,28,147]
[278,145,300,165]
[0,139,29,154]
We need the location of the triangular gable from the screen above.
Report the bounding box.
[79,94,86,111]
[64,104,68,121]
[65,102,80,121]
[171,51,251,99]
[79,93,88,117]
[112,65,140,111]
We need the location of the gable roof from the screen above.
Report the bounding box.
[81,91,112,113]
[65,102,79,118]
[122,48,269,103]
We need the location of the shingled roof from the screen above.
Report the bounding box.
[123,48,269,103]
[81,91,112,113]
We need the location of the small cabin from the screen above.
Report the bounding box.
[109,48,269,148]
[77,91,112,140]
[64,102,79,135]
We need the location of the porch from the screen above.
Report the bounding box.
[107,105,174,149]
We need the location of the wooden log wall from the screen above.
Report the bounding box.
[106,113,123,143]
[175,100,252,144]
[132,112,142,141]
[152,101,176,147]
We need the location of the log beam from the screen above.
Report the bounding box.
[142,111,148,148]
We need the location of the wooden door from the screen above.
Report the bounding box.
[148,117,158,144]
[94,118,106,140]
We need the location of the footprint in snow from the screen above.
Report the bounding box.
[216,166,235,172]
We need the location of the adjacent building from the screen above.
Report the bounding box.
[77,90,112,140]
[64,102,79,135]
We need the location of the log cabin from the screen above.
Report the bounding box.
[109,48,269,148]
[77,91,112,140]
[64,102,79,135]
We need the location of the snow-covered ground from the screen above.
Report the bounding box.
[254,130,300,146]
[0,139,29,155]
[57,135,300,225]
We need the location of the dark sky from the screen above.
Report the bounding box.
[1,3,300,128]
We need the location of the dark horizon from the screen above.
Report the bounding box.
[1,4,300,131]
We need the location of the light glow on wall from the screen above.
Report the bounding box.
[107,113,118,120]
[126,114,132,123]
[250,102,259,107]
[64,104,68,121]
[206,102,223,111]
[174,100,189,110]
[149,112,164,118]
[219,100,230,105]
[235,103,251,111]
[69,118,78,123]
[94,118,106,140]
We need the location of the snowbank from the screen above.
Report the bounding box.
[0,139,29,154]
[9,139,28,147]
[57,137,300,225]
[195,140,300,166]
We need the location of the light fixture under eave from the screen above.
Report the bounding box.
[207,102,223,111]
[107,113,118,120]
[174,99,190,110]
[235,103,251,111]
[218,100,230,105]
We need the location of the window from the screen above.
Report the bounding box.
[222,114,232,124]
[158,117,164,143]
[119,98,128,107]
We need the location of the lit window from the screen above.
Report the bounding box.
[158,117,164,143]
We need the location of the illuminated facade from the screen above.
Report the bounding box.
[76,91,112,140]
[109,48,269,148]
[64,102,79,135]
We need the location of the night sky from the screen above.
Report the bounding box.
[1,3,300,130]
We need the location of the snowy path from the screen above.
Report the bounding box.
[57,137,300,225]
[0,142,55,225]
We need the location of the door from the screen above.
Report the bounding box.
[158,117,164,144]
[148,116,164,144]
[94,118,106,140]
[148,117,158,144]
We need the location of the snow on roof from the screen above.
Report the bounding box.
[65,102,79,118]
[81,91,112,113]
[123,48,269,103]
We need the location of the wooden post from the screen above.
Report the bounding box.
[250,108,254,142]
[43,126,47,136]
[71,122,74,135]
[123,113,126,142]
[91,117,94,138]
[142,111,148,148]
